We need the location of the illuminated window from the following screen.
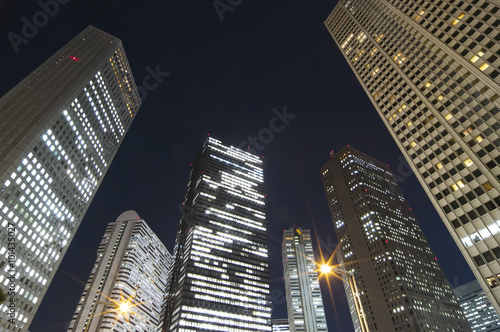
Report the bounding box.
[410,141,416,147]
[451,13,465,25]
[370,48,378,56]
[436,162,443,170]
[470,51,484,63]
[445,113,452,120]
[483,182,493,191]
[414,10,425,21]
[464,158,473,167]
[342,34,354,49]
[357,32,366,43]
[486,276,498,288]
[425,82,431,87]
[479,63,490,71]
[406,121,412,127]
[437,95,443,100]
[476,135,484,142]
[393,52,407,65]
[371,68,380,76]
[457,180,465,188]
[451,183,459,191]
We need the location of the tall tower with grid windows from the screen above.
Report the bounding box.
[160,137,271,332]
[321,146,471,332]
[282,228,328,332]
[67,211,172,331]
[325,0,500,314]
[0,26,140,331]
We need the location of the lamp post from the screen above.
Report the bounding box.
[318,264,370,332]
[83,299,132,332]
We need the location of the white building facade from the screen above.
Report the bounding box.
[68,211,172,331]
[0,26,141,330]
[282,228,328,332]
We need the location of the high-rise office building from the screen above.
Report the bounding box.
[161,137,271,331]
[454,279,500,331]
[68,211,171,331]
[321,146,471,331]
[272,318,290,332]
[282,228,328,332]
[324,0,500,313]
[0,26,140,330]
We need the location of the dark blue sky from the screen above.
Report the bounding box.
[0,0,474,331]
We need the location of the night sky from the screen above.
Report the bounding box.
[0,0,475,331]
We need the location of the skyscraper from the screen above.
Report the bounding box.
[454,279,500,331]
[282,228,328,332]
[321,146,471,331]
[324,0,500,313]
[161,137,271,331]
[68,211,171,331]
[0,26,140,331]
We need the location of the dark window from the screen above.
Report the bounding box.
[467,210,478,220]
[473,255,485,266]
[466,192,476,201]
[477,206,487,216]
[474,186,484,196]
[493,247,500,259]
[485,201,496,211]
[484,251,495,263]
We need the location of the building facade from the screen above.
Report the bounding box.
[68,211,171,331]
[324,0,500,313]
[321,146,471,331]
[0,26,140,330]
[454,279,500,331]
[282,228,328,332]
[161,137,271,331]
